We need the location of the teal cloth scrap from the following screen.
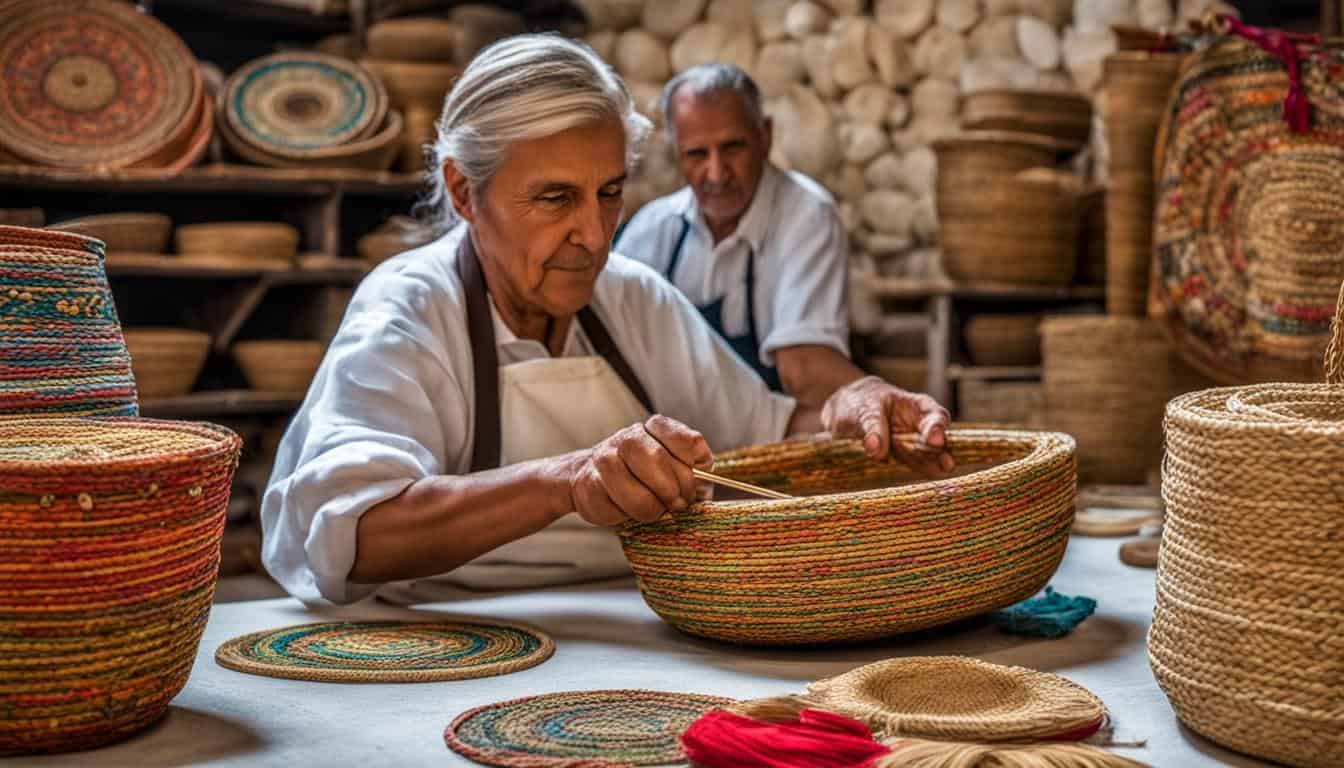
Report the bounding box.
[992,587,1096,638]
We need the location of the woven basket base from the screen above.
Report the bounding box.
[214,619,554,683]
[445,690,732,768]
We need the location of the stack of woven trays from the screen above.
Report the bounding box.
[0,225,137,417]
[0,0,211,174]
[361,18,462,173]
[219,52,400,171]
[1148,283,1344,768]
[621,429,1076,645]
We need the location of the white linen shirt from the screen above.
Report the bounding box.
[260,223,797,605]
[616,164,849,368]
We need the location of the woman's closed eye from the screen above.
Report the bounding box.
[599,183,624,201]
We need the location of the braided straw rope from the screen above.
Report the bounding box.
[215,619,555,683]
[0,418,241,755]
[1149,280,1344,767]
[620,430,1076,645]
[445,689,732,767]
[0,226,137,418]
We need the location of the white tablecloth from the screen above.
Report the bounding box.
[11,536,1273,767]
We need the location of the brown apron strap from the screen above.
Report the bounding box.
[576,308,655,414]
[456,234,501,473]
[457,234,656,472]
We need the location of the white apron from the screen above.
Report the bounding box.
[377,238,652,603]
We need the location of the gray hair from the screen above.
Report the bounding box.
[421,34,653,232]
[658,63,766,144]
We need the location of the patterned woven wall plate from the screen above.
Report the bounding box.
[215,619,554,683]
[223,52,387,157]
[1152,36,1344,384]
[0,0,198,169]
[445,690,733,768]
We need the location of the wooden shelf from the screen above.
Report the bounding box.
[868,277,1106,302]
[0,163,423,197]
[106,259,367,284]
[140,390,301,418]
[947,365,1043,381]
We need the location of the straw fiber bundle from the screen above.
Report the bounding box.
[964,314,1041,367]
[50,213,173,255]
[1152,33,1344,383]
[621,430,1077,645]
[961,90,1093,149]
[0,419,241,754]
[123,328,211,399]
[1149,284,1344,768]
[232,340,325,396]
[0,225,137,417]
[940,168,1079,286]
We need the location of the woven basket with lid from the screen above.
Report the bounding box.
[621,430,1076,645]
[0,419,241,755]
[1150,282,1344,768]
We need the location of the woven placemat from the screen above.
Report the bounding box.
[214,619,554,683]
[445,689,733,767]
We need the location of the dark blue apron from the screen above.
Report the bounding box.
[665,217,782,391]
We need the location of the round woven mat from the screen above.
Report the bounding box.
[214,620,554,683]
[445,690,733,767]
[0,0,197,168]
[804,656,1106,742]
[223,52,384,156]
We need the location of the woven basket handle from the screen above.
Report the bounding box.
[1327,280,1344,385]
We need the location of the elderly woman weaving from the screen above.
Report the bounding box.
[261,35,954,606]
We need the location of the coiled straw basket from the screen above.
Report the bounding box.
[0,418,241,755]
[1149,283,1344,768]
[621,430,1077,645]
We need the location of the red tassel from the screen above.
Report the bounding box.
[680,708,892,768]
[1222,16,1316,133]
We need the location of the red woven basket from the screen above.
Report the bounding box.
[0,418,241,755]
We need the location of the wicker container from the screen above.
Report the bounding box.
[219,107,403,171]
[0,419,241,755]
[175,222,300,264]
[366,18,457,62]
[232,340,325,396]
[869,355,928,393]
[1153,378,1344,766]
[1102,52,1185,176]
[50,213,173,255]
[123,328,211,399]
[964,314,1041,367]
[961,89,1093,149]
[958,378,1045,428]
[0,225,137,418]
[361,58,461,111]
[934,131,1069,218]
[1041,316,1172,484]
[940,168,1080,286]
[621,430,1077,645]
[357,215,434,266]
[1076,185,1106,286]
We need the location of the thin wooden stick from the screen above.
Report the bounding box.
[692,468,793,500]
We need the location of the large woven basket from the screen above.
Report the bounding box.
[123,328,211,399]
[964,314,1041,367]
[175,222,300,264]
[1151,288,1344,766]
[934,131,1068,219]
[1152,33,1344,384]
[366,18,457,62]
[958,378,1045,428]
[940,167,1079,286]
[232,340,324,397]
[621,430,1077,645]
[50,213,173,255]
[0,225,137,418]
[0,418,241,755]
[361,57,462,111]
[961,89,1093,149]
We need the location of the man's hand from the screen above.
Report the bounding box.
[821,376,954,475]
[569,415,713,526]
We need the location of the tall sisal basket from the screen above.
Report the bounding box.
[0,419,241,755]
[1149,281,1344,767]
[621,430,1076,645]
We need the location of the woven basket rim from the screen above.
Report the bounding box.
[0,417,240,473]
[932,130,1077,155]
[0,224,104,252]
[963,88,1092,106]
[1166,384,1344,434]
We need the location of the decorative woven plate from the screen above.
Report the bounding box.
[445,690,733,767]
[214,619,555,683]
[223,52,386,156]
[0,0,198,169]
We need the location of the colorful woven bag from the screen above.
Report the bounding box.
[0,225,137,417]
[1151,18,1344,384]
[0,418,241,755]
[620,430,1076,645]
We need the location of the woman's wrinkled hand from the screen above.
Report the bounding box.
[568,415,713,526]
[821,375,955,475]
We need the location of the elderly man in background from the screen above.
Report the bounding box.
[617,63,864,405]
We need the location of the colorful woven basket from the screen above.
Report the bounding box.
[0,418,241,755]
[620,430,1077,645]
[1149,283,1344,768]
[1152,30,1344,384]
[0,225,137,418]
[0,0,199,170]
